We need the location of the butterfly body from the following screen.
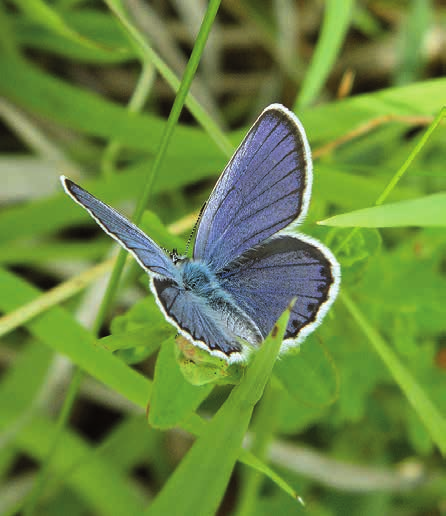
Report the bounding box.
[179,259,219,297]
[62,103,340,363]
[152,257,264,355]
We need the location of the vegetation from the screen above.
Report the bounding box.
[0,1,445,515]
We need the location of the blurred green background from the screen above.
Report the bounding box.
[0,1,445,515]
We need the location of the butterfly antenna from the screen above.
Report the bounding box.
[185,201,207,256]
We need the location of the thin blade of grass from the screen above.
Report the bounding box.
[294,0,353,110]
[145,305,293,516]
[319,192,446,227]
[11,0,118,53]
[341,290,446,456]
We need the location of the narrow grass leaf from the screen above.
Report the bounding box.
[319,192,446,227]
[149,338,213,429]
[295,0,353,110]
[145,306,292,516]
[11,0,116,52]
[0,267,150,408]
[341,290,446,456]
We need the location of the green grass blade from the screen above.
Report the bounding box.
[11,0,117,52]
[319,192,446,227]
[0,267,151,408]
[145,306,292,516]
[294,0,353,110]
[341,290,446,456]
[149,338,213,429]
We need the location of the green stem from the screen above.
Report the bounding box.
[375,106,446,206]
[101,62,156,178]
[340,290,446,455]
[23,368,83,515]
[334,106,446,254]
[234,381,280,516]
[23,1,223,512]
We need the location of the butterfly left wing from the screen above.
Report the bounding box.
[61,177,178,280]
[217,234,340,350]
[193,104,312,270]
[151,277,261,360]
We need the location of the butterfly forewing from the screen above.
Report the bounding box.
[193,104,312,271]
[61,177,178,280]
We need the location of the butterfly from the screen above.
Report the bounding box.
[61,104,340,363]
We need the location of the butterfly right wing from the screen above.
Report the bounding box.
[193,104,312,271]
[61,177,178,281]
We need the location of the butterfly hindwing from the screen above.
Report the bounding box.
[217,234,340,346]
[151,277,244,357]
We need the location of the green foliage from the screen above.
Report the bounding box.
[321,192,446,228]
[0,1,445,515]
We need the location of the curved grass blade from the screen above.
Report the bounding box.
[319,192,446,228]
[0,266,301,501]
[145,305,293,516]
[11,0,119,53]
[148,338,213,429]
[294,0,353,110]
[341,290,446,456]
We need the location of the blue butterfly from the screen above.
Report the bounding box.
[61,104,340,363]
